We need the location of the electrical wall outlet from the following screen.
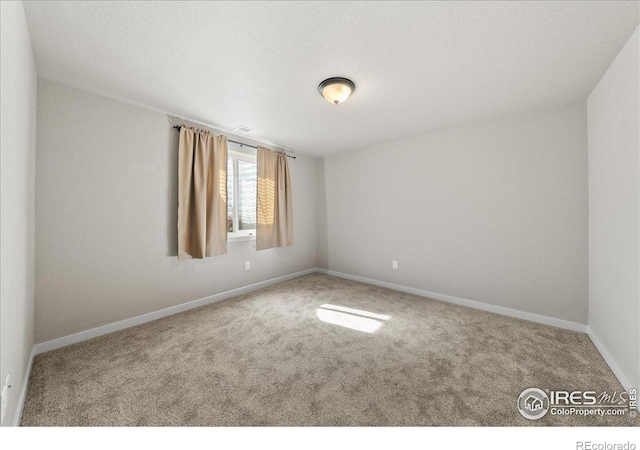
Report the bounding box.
[245,261,251,270]
[392,260,398,269]
[1,375,9,425]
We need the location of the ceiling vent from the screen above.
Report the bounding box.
[231,125,253,135]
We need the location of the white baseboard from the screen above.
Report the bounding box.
[31,266,589,356]
[317,268,588,333]
[21,266,636,423]
[13,346,35,427]
[586,327,637,397]
[33,268,317,355]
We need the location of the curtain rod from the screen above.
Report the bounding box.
[172,125,296,159]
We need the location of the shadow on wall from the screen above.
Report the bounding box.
[316,158,329,268]
[166,118,180,256]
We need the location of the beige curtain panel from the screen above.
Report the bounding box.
[256,146,293,250]
[177,127,228,260]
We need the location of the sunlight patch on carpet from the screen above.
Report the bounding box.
[316,303,390,333]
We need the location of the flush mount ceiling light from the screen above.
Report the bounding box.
[318,77,355,105]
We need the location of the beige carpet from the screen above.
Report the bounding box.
[22,273,636,426]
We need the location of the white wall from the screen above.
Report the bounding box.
[316,158,329,269]
[35,80,318,343]
[0,1,37,426]
[319,103,588,324]
[588,27,639,391]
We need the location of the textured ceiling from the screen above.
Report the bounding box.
[23,1,639,156]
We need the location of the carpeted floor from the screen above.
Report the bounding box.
[22,273,636,426]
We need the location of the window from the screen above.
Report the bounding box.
[227,150,257,241]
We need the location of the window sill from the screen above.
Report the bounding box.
[228,232,256,243]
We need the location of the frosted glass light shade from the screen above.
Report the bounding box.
[318,77,355,105]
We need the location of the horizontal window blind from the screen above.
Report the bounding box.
[227,156,257,233]
[237,159,257,230]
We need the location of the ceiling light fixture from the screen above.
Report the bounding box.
[318,77,355,105]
